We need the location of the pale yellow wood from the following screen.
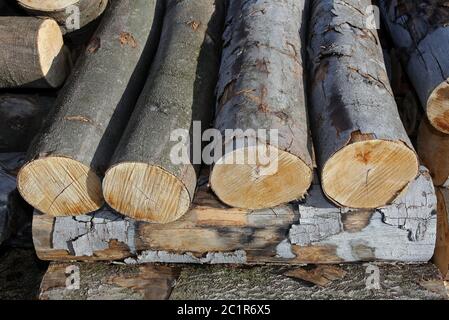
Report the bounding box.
[17,157,103,216]
[17,0,79,11]
[427,80,449,134]
[37,19,68,88]
[103,163,192,224]
[322,140,419,209]
[210,143,313,210]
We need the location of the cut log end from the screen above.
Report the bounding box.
[37,19,68,88]
[17,157,103,216]
[322,140,419,209]
[210,144,313,210]
[18,0,79,11]
[427,80,449,134]
[103,163,192,224]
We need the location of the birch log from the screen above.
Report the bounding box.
[0,17,69,88]
[103,0,224,223]
[209,0,313,210]
[418,118,449,187]
[17,0,108,33]
[308,0,419,209]
[17,0,163,216]
[434,187,449,280]
[380,0,449,134]
[0,94,55,152]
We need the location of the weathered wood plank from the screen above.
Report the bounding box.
[33,166,436,264]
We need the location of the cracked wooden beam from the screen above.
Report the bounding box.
[17,0,163,217]
[32,167,436,264]
[103,0,224,224]
[308,0,418,209]
[380,0,449,134]
[209,0,314,210]
[0,17,70,88]
[17,0,108,34]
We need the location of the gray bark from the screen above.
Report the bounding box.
[214,0,313,170]
[108,0,224,201]
[308,0,414,166]
[380,0,449,132]
[0,17,69,88]
[25,0,163,177]
[0,94,55,152]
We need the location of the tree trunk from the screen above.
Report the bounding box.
[434,187,449,281]
[17,0,108,34]
[0,94,55,152]
[308,0,419,209]
[209,0,313,210]
[418,118,449,187]
[103,0,224,224]
[380,0,449,134]
[39,263,180,300]
[0,17,70,88]
[17,0,163,217]
[33,167,436,264]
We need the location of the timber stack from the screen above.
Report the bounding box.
[1,0,449,268]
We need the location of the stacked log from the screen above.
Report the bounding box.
[209,0,314,210]
[102,0,224,223]
[17,0,163,216]
[308,0,419,209]
[380,0,449,134]
[17,0,108,34]
[0,17,70,88]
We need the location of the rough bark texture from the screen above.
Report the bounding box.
[0,94,55,152]
[103,0,224,223]
[17,0,163,216]
[17,0,108,34]
[380,0,449,134]
[308,0,418,209]
[418,118,449,187]
[0,17,70,88]
[434,187,449,280]
[33,166,436,264]
[170,264,447,300]
[38,263,180,300]
[210,0,313,209]
[0,153,31,246]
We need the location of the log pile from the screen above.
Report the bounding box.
[2,0,449,267]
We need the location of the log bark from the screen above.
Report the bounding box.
[380,0,449,134]
[434,187,449,280]
[171,264,447,300]
[17,0,163,217]
[308,0,419,209]
[209,0,313,210]
[33,167,436,264]
[418,118,449,187]
[0,17,70,88]
[39,263,180,300]
[102,0,224,223]
[17,0,108,34]
[0,94,55,152]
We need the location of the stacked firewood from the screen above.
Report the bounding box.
[1,0,449,266]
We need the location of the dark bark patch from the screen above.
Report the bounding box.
[86,37,101,53]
